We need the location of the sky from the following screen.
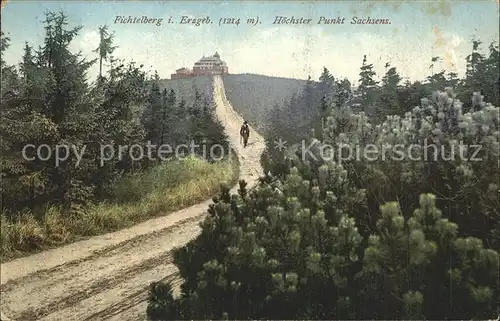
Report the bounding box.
[1,0,499,84]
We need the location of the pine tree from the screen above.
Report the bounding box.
[319,67,334,88]
[458,40,499,110]
[465,39,485,79]
[0,31,19,97]
[376,64,402,118]
[357,55,379,119]
[0,32,52,211]
[93,25,117,81]
[1,12,99,212]
[96,61,148,175]
[339,78,352,104]
[429,56,441,76]
[163,89,180,146]
[144,71,163,146]
[426,70,447,92]
[0,30,9,68]
[199,97,230,161]
[445,71,459,88]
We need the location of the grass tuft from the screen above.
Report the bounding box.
[1,155,239,261]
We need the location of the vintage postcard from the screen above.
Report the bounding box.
[1,0,499,320]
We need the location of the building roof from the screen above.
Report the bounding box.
[195,52,226,66]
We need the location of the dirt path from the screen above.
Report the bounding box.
[0,75,265,321]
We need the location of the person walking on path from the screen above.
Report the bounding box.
[240,121,250,147]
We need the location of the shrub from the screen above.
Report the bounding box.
[147,178,498,319]
[147,89,499,319]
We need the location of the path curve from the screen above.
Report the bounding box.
[0,75,265,321]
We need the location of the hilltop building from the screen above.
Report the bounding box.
[171,52,229,79]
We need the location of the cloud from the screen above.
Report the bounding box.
[432,26,465,71]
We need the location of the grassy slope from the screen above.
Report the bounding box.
[158,75,213,103]
[1,155,239,262]
[157,74,308,134]
[222,74,308,132]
